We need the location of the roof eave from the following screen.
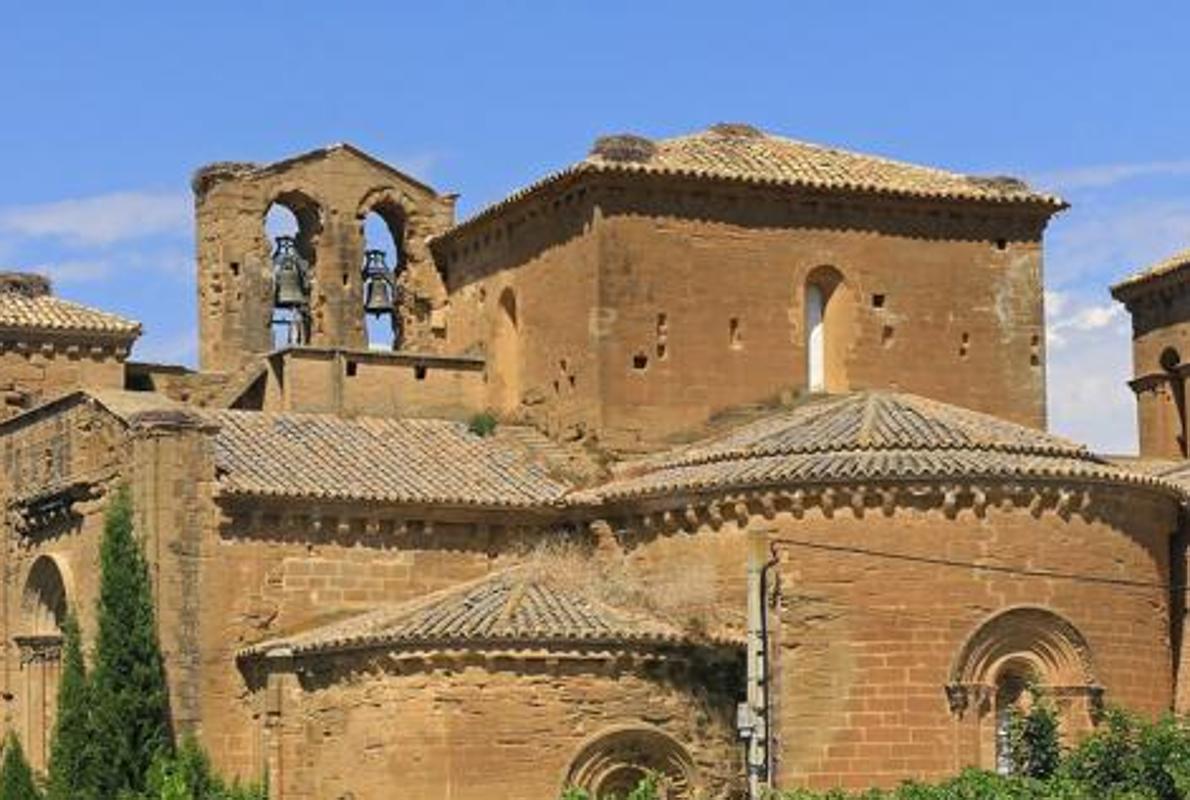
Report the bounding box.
[431,162,1068,257]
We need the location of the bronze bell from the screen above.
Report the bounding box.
[362,249,395,316]
[273,236,310,309]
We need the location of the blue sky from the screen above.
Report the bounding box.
[2,1,1188,452]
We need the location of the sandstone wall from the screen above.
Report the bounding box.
[610,482,1177,790]
[260,655,741,800]
[194,147,455,374]
[440,192,603,438]
[191,502,562,780]
[0,343,127,419]
[259,348,486,420]
[438,177,1050,450]
[0,399,130,768]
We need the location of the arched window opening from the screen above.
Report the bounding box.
[802,266,852,393]
[564,727,697,799]
[1159,346,1187,457]
[491,288,521,414]
[21,556,67,637]
[265,193,322,349]
[806,284,825,391]
[947,607,1100,772]
[18,556,70,771]
[360,206,404,350]
[993,661,1036,775]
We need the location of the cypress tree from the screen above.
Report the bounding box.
[46,612,90,800]
[0,732,42,800]
[87,485,171,797]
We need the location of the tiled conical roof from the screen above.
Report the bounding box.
[240,569,699,659]
[584,392,1176,502]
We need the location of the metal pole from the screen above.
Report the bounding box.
[744,529,773,799]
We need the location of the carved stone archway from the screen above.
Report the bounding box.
[946,606,1102,771]
[17,554,71,770]
[564,726,698,799]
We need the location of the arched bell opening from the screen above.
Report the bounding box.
[359,202,406,350]
[265,192,323,348]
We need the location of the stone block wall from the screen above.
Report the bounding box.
[259,348,486,420]
[194,147,455,375]
[0,343,128,419]
[438,176,1051,450]
[258,655,741,800]
[609,481,1178,790]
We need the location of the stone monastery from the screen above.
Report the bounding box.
[1,122,1189,799]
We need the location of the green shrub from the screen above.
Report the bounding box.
[0,732,42,800]
[1007,691,1062,780]
[468,411,498,436]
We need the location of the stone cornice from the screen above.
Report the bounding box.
[591,477,1179,536]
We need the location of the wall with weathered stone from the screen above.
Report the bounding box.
[194,147,455,375]
[440,190,603,437]
[258,654,741,800]
[0,398,130,769]
[190,500,564,780]
[438,177,1050,450]
[0,344,128,419]
[259,348,486,420]
[609,481,1177,790]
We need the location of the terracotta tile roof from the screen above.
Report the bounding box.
[0,291,141,338]
[1111,247,1190,297]
[1140,459,1190,493]
[435,124,1064,243]
[581,392,1180,502]
[240,569,700,658]
[210,410,572,508]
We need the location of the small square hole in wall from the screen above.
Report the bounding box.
[414,365,428,380]
[995,238,1008,251]
[872,294,886,308]
[229,262,240,277]
[345,361,358,377]
[632,353,649,371]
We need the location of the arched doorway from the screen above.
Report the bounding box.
[17,555,70,769]
[564,726,697,799]
[265,192,322,348]
[491,287,521,414]
[802,265,852,393]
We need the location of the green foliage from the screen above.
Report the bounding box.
[121,738,266,800]
[467,411,498,437]
[0,732,43,800]
[1006,691,1062,780]
[46,612,92,800]
[557,773,663,800]
[708,709,1190,800]
[88,485,172,798]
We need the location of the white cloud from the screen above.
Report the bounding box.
[1035,160,1190,192]
[0,191,190,246]
[1045,298,1135,454]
